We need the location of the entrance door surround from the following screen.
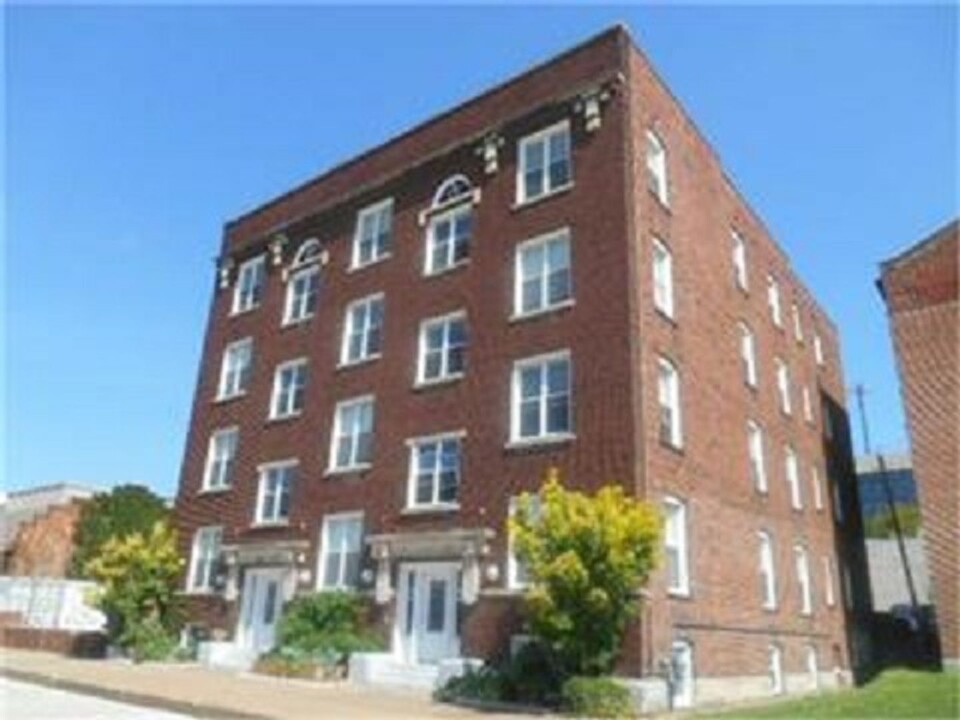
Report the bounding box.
[395,562,461,665]
[236,567,288,654]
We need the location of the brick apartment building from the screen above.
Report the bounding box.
[174,25,870,707]
[878,219,959,669]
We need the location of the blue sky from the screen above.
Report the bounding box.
[6,4,957,497]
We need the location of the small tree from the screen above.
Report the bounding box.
[510,469,661,676]
[71,484,169,577]
[84,520,184,661]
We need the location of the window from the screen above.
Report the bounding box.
[792,302,804,342]
[517,121,571,203]
[508,495,542,589]
[426,205,472,274]
[657,357,683,448]
[812,466,824,511]
[352,199,393,268]
[514,229,572,317]
[775,358,792,415]
[202,428,238,491]
[732,230,748,290]
[663,497,690,596]
[823,556,836,607]
[510,351,572,443]
[329,396,374,472]
[767,275,782,327]
[217,338,252,400]
[188,526,222,592]
[806,646,820,690]
[340,294,384,365]
[843,563,854,610]
[739,322,758,387]
[803,386,814,424]
[670,640,695,708]
[814,333,825,366]
[432,174,473,207]
[417,312,467,384]
[832,477,844,524]
[795,544,813,615]
[407,433,463,509]
[645,129,669,205]
[652,237,675,318]
[232,255,266,314]
[785,446,802,510]
[269,359,307,419]
[255,461,295,525]
[758,531,777,610]
[319,513,363,590]
[747,421,768,493]
[284,266,320,324]
[768,645,785,694]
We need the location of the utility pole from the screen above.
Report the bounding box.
[854,384,919,611]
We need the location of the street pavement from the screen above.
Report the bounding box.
[0,677,196,720]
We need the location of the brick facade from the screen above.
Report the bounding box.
[174,25,867,704]
[879,220,959,667]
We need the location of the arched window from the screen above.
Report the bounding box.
[291,238,321,268]
[432,174,473,209]
[284,239,322,325]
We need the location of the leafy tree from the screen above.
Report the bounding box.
[510,468,661,676]
[71,484,169,577]
[276,591,382,662]
[84,520,184,661]
[864,503,921,539]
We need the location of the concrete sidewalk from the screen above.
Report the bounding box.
[0,649,528,720]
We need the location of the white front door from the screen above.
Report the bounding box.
[237,568,286,654]
[396,563,460,664]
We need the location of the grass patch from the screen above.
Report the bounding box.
[703,670,958,719]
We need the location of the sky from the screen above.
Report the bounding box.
[6,4,957,497]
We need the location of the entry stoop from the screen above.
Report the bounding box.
[349,653,483,691]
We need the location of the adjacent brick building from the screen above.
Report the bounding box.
[174,26,869,707]
[878,219,959,669]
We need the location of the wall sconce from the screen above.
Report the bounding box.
[485,563,500,583]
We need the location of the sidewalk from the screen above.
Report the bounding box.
[0,649,527,720]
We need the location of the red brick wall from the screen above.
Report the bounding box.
[7,501,85,578]
[880,222,959,664]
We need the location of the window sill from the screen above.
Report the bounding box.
[181,588,219,597]
[509,298,575,324]
[667,588,692,600]
[424,259,470,278]
[401,504,460,516]
[213,391,247,405]
[505,433,575,452]
[654,307,677,326]
[658,438,685,455]
[648,188,671,212]
[229,305,261,319]
[413,373,464,391]
[266,412,303,425]
[512,182,574,211]
[281,315,315,329]
[347,253,392,273]
[337,354,382,371]
[250,520,290,529]
[324,464,373,478]
[197,486,231,496]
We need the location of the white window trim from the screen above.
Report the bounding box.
[769,644,785,694]
[814,333,825,366]
[795,544,813,616]
[806,645,820,690]
[785,446,803,510]
[516,119,573,206]
[512,227,574,320]
[767,275,783,328]
[657,356,683,449]
[670,640,695,708]
[415,310,467,386]
[201,426,238,492]
[663,496,691,597]
[350,198,393,270]
[317,511,364,591]
[216,337,252,401]
[327,395,375,474]
[646,129,669,206]
[823,556,836,607]
[803,386,815,424]
[269,358,308,420]
[812,466,824,511]
[732,229,748,291]
[282,264,320,326]
[231,254,266,316]
[404,430,467,511]
[507,494,542,590]
[652,236,675,319]
[339,293,384,367]
[748,420,768,493]
[424,203,472,276]
[254,459,297,526]
[186,526,222,593]
[739,322,758,388]
[508,349,574,446]
[759,531,777,610]
[792,302,804,342]
[775,358,792,415]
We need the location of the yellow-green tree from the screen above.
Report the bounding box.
[85,520,184,660]
[510,469,661,676]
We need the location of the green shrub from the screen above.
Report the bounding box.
[501,641,565,706]
[254,648,316,679]
[275,591,382,663]
[434,666,506,703]
[561,676,634,719]
[125,616,178,663]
